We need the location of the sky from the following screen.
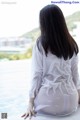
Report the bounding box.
[0,0,80,37]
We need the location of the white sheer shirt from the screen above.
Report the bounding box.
[29,41,80,98]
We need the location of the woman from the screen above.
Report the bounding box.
[21,4,80,119]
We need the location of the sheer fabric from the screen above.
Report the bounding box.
[29,41,80,116]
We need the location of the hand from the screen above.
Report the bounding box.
[21,103,36,119]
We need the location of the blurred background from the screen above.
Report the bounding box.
[0,0,80,120]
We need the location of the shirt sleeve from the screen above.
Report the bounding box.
[29,41,43,98]
[71,53,80,90]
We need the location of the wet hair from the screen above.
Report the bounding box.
[37,4,79,60]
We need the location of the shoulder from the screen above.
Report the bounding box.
[71,52,79,64]
[33,37,44,55]
[72,53,79,59]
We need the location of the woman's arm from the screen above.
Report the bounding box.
[21,41,43,119]
[29,40,43,99]
[71,54,80,104]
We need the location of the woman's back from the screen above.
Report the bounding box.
[33,42,79,116]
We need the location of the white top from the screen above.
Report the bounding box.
[29,41,80,98]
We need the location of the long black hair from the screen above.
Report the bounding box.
[37,4,79,60]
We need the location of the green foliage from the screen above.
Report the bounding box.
[66,11,80,31]
[0,52,8,59]
[0,48,32,60]
[21,28,40,42]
